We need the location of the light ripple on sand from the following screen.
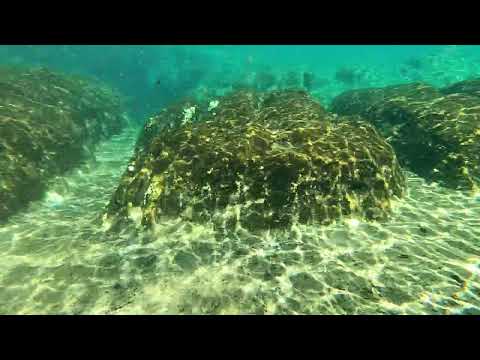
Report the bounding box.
[0,128,479,314]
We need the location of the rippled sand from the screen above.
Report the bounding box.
[0,128,479,315]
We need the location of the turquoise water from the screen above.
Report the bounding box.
[1,45,480,314]
[2,45,477,119]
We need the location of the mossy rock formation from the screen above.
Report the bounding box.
[0,66,128,222]
[440,78,480,98]
[331,82,480,190]
[106,90,405,232]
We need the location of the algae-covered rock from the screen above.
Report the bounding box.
[331,82,480,190]
[106,89,405,232]
[0,66,128,221]
[440,78,480,98]
[330,82,441,117]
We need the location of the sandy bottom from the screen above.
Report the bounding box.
[0,127,479,315]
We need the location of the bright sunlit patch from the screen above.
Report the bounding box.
[101,213,113,232]
[436,208,449,217]
[45,191,64,208]
[464,261,480,276]
[208,99,219,111]
[128,206,143,225]
[346,218,361,228]
[472,190,480,202]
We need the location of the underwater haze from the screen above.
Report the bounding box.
[0,45,465,119]
[1,45,480,314]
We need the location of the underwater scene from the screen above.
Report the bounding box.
[0,45,480,315]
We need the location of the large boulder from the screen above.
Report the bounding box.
[0,66,129,222]
[331,82,480,190]
[105,90,405,232]
[330,83,440,118]
[440,78,480,98]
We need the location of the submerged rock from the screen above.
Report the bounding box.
[106,89,405,232]
[440,78,480,98]
[0,66,128,222]
[331,82,480,190]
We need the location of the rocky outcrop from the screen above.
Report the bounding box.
[440,78,480,98]
[331,82,480,190]
[105,90,405,232]
[0,66,129,222]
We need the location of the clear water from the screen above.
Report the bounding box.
[1,45,480,314]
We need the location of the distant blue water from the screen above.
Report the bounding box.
[2,45,480,122]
